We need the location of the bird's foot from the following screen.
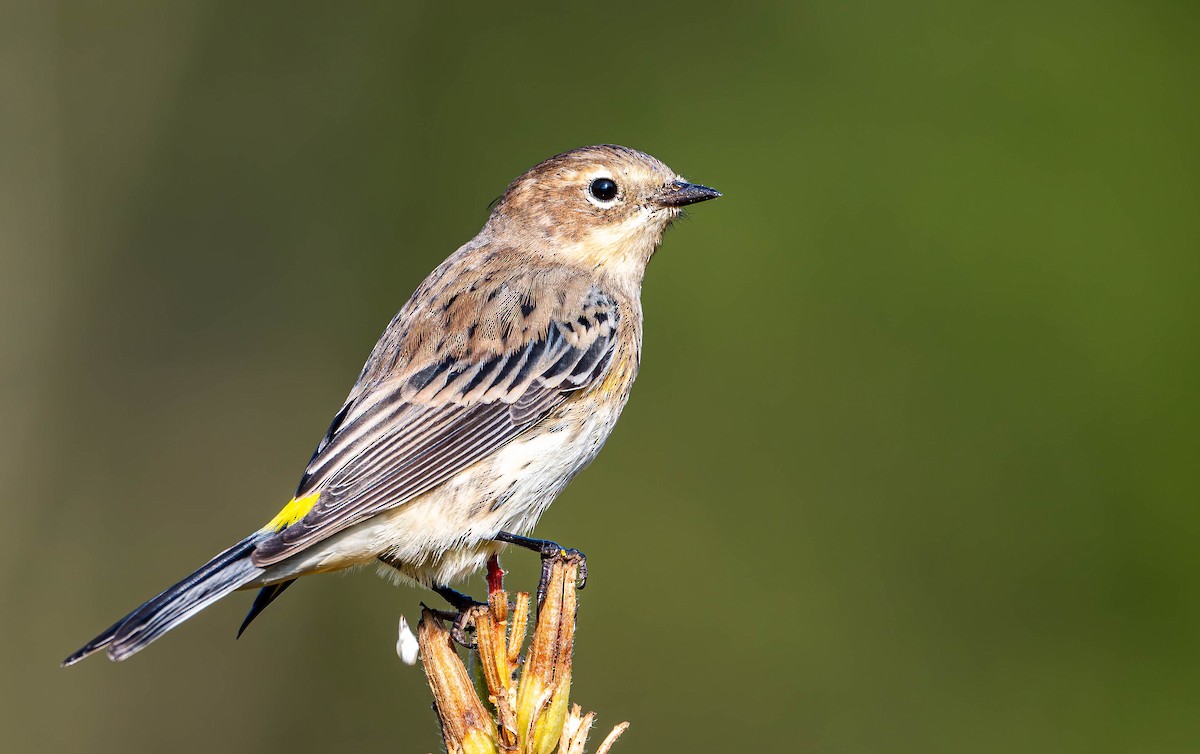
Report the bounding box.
[421,605,479,649]
[430,585,486,649]
[384,553,485,649]
[493,531,587,606]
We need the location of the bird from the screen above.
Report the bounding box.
[63,144,720,665]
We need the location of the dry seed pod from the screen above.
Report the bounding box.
[415,554,626,754]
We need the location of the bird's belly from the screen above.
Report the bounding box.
[262,391,627,587]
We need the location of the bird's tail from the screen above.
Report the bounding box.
[62,533,268,666]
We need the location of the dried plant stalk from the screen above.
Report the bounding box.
[417,610,497,754]
[416,553,627,754]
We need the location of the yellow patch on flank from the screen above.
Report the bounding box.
[597,356,634,397]
[262,492,320,532]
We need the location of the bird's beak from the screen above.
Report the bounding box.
[652,180,722,207]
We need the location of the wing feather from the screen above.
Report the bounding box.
[251,290,619,567]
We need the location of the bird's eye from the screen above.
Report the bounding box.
[588,177,619,204]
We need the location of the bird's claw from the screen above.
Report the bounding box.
[421,601,481,650]
[450,610,478,649]
[536,545,587,607]
[493,531,588,608]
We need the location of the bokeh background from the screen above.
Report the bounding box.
[3,2,1198,752]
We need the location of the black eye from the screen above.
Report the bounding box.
[588,177,619,203]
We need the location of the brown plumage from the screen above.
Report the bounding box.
[64,145,719,665]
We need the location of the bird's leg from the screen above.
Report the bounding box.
[379,553,482,648]
[419,602,480,649]
[432,584,486,612]
[432,583,485,649]
[430,584,487,649]
[493,531,587,606]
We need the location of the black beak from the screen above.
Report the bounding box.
[653,180,722,207]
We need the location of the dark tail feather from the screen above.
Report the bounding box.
[237,579,297,638]
[62,533,267,666]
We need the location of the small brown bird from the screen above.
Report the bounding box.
[64,144,720,664]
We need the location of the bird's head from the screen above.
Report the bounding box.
[484,145,720,281]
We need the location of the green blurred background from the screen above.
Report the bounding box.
[3,1,1198,752]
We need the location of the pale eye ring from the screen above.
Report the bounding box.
[587,177,620,206]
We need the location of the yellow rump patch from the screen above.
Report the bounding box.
[262,492,320,532]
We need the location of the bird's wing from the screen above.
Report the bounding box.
[250,288,619,567]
